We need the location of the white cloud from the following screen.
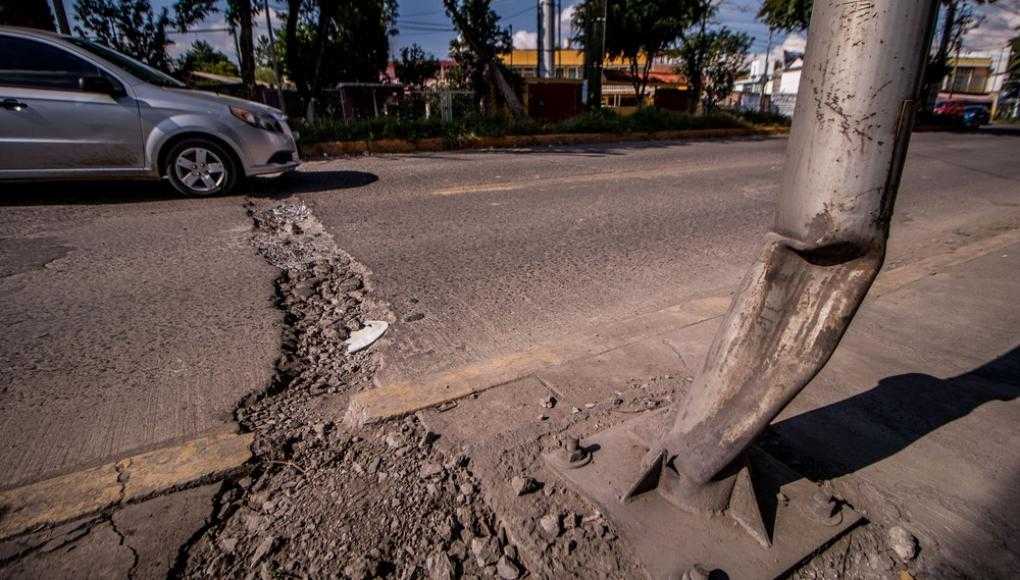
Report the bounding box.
[513,30,537,49]
[964,6,1020,52]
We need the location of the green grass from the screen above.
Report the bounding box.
[294,107,772,145]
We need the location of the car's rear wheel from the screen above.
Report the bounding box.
[164,139,239,196]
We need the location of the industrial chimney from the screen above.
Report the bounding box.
[537,0,555,78]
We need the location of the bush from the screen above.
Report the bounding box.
[295,106,766,144]
[724,107,791,127]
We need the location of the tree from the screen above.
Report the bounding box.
[74,0,174,70]
[0,0,56,31]
[177,39,239,76]
[444,0,524,116]
[757,0,811,32]
[574,0,704,103]
[173,0,257,97]
[702,29,752,112]
[277,0,397,117]
[395,43,440,90]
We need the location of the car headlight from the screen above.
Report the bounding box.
[230,106,283,133]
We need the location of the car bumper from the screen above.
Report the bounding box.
[235,122,301,176]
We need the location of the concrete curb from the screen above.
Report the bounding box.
[0,426,253,539]
[300,126,790,158]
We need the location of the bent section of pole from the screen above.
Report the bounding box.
[648,0,940,489]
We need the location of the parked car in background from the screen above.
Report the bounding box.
[933,101,965,117]
[962,105,990,128]
[0,26,299,196]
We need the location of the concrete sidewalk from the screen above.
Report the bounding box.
[412,224,1020,578]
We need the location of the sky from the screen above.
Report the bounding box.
[137,0,1020,64]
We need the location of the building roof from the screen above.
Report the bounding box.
[499,49,646,68]
[947,56,993,69]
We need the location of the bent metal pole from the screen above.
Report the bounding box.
[639,0,940,492]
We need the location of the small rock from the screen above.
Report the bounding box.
[541,395,557,408]
[496,555,521,579]
[250,536,275,568]
[888,526,918,561]
[420,463,443,478]
[219,536,238,554]
[584,402,596,409]
[510,475,539,496]
[460,482,475,496]
[427,552,456,580]
[384,432,406,448]
[470,537,498,565]
[539,513,561,537]
[571,407,581,414]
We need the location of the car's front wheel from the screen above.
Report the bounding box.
[164,139,239,196]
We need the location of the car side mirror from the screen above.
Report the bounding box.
[79,75,124,97]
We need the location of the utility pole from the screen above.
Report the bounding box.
[759,27,773,113]
[538,0,555,78]
[547,1,942,575]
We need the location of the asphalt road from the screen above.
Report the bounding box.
[2,130,1017,491]
[299,131,1020,385]
[0,185,280,488]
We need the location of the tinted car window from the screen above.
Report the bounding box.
[0,35,100,90]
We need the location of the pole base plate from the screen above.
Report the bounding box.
[544,416,862,579]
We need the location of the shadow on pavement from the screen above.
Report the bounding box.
[250,170,378,196]
[747,346,1020,559]
[0,170,379,206]
[0,179,186,206]
[761,346,1020,483]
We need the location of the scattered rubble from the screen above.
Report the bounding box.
[888,526,919,561]
[175,198,527,579]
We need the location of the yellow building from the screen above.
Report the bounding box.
[498,49,685,110]
[498,49,646,80]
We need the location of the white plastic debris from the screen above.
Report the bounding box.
[345,320,389,353]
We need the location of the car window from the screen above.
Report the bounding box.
[0,34,102,91]
[66,38,185,88]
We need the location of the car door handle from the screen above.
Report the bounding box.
[1,98,28,111]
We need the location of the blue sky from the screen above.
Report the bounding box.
[145,0,1018,63]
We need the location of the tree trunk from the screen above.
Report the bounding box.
[307,0,333,121]
[285,0,308,105]
[488,63,525,118]
[263,0,286,112]
[52,0,71,34]
[237,0,257,100]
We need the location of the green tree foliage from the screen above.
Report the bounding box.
[395,43,440,90]
[573,0,705,101]
[444,0,523,115]
[177,39,239,76]
[173,0,257,97]
[676,1,749,113]
[73,0,174,70]
[702,29,752,112]
[0,0,56,31]
[278,0,396,116]
[756,0,811,32]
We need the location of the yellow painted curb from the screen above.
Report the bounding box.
[0,427,253,539]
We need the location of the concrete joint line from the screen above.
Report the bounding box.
[0,426,253,540]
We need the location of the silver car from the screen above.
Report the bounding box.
[0,26,299,196]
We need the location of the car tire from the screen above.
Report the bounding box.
[164,138,240,196]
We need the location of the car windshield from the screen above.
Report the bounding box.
[66,38,185,88]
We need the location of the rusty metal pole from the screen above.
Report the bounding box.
[633,0,941,501]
